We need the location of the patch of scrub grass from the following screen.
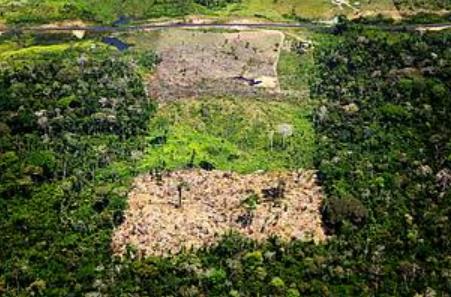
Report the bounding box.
[277,36,315,94]
[278,50,307,91]
[0,0,86,24]
[0,41,96,60]
[0,0,402,24]
[85,0,206,23]
[118,30,161,52]
[139,97,315,173]
[0,41,18,54]
[0,0,210,25]
[214,0,349,20]
[358,0,399,13]
[213,0,400,21]
[0,0,206,24]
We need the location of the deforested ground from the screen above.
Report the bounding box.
[112,169,325,256]
[148,29,284,100]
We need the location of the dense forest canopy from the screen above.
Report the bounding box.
[0,43,157,296]
[313,27,450,294]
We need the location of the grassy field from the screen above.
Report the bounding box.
[213,0,400,20]
[0,0,205,24]
[216,0,344,20]
[0,0,434,24]
[138,97,316,173]
[277,30,315,95]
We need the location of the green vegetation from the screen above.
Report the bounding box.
[0,0,85,24]
[205,0,401,21]
[196,0,241,9]
[0,42,83,59]
[140,97,315,173]
[278,36,314,94]
[312,28,450,294]
[216,0,343,20]
[0,0,438,27]
[0,0,239,24]
[394,0,451,11]
[114,27,449,296]
[1,0,449,25]
[0,12,450,297]
[0,43,157,296]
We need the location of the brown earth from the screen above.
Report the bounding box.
[148,29,284,101]
[112,169,325,257]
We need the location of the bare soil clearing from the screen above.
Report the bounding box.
[36,19,89,30]
[112,169,325,256]
[148,29,284,100]
[416,24,451,32]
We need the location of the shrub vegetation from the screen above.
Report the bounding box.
[139,97,316,173]
[0,0,241,24]
[394,0,451,11]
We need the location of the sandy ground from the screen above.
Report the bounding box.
[33,20,89,39]
[416,24,451,32]
[112,169,325,257]
[148,29,284,100]
[398,8,450,16]
[36,19,88,29]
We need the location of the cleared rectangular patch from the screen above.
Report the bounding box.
[148,29,284,100]
[112,169,326,257]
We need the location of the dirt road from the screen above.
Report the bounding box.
[0,21,450,34]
